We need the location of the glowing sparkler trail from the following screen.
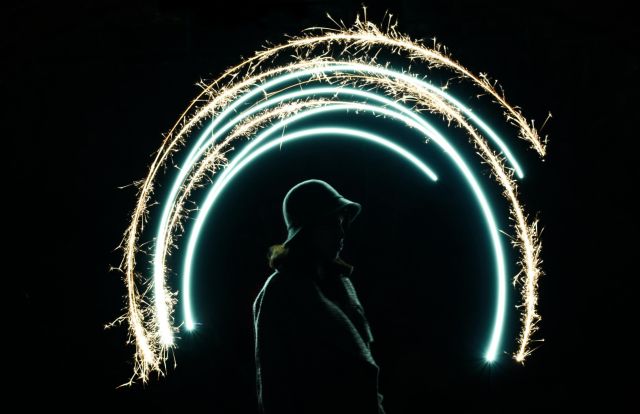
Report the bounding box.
[111,9,548,384]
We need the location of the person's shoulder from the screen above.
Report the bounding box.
[254,270,308,319]
[254,271,282,315]
[267,268,314,295]
[266,268,320,304]
[259,269,297,301]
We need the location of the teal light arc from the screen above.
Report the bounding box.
[183,125,438,326]
[152,63,522,347]
[180,101,508,362]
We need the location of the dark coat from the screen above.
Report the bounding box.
[252,258,386,414]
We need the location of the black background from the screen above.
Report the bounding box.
[6,1,636,411]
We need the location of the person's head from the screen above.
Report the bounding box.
[266,210,349,270]
[267,179,361,271]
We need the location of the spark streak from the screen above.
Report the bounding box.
[111,9,548,383]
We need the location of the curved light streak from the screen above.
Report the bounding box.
[183,125,438,324]
[154,63,522,344]
[113,11,547,384]
[181,100,506,363]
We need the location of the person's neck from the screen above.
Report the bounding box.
[313,257,335,281]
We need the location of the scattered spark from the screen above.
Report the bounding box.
[111,8,548,383]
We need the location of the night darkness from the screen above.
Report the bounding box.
[7,1,637,412]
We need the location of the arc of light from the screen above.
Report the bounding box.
[187,62,523,176]
[153,63,521,344]
[181,101,506,362]
[183,126,437,323]
[117,15,547,384]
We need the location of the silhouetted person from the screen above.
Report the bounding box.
[252,179,386,414]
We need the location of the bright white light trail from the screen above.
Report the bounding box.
[110,10,548,384]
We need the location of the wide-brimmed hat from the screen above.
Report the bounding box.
[282,179,362,248]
